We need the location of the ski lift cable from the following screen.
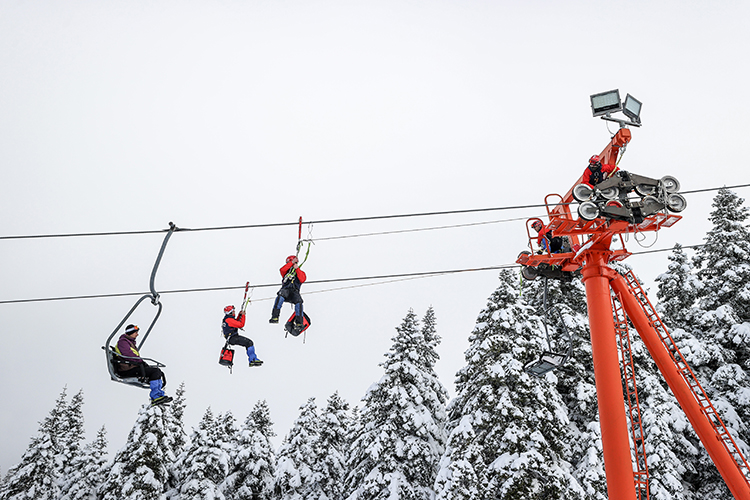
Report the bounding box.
[0,265,519,305]
[0,237,706,306]
[2,183,747,241]
[0,242,713,306]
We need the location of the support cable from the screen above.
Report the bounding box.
[1,183,747,241]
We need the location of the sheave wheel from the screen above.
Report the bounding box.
[521,266,537,281]
[600,186,619,200]
[573,184,593,202]
[666,193,687,212]
[661,176,681,193]
[635,183,657,196]
[578,201,600,221]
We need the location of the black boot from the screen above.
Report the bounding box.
[269,308,280,324]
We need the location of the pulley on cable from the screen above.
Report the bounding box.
[524,277,574,377]
[102,222,177,392]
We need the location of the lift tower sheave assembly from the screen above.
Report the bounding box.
[517,90,750,500]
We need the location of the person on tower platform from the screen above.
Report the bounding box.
[532,219,564,254]
[582,154,618,187]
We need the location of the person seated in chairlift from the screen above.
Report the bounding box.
[269,255,306,328]
[116,324,172,405]
[582,154,618,188]
[223,305,263,367]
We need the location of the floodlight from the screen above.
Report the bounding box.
[590,89,621,117]
[623,94,642,123]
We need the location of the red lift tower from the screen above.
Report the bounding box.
[517,122,750,499]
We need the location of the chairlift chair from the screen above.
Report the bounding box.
[524,278,574,377]
[102,223,176,389]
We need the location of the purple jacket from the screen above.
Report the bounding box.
[116,334,143,364]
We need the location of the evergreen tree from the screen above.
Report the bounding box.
[98,404,176,500]
[59,425,109,500]
[164,382,188,492]
[316,392,351,500]
[693,187,750,323]
[175,407,231,500]
[347,308,449,500]
[1,435,59,500]
[1,387,70,500]
[275,398,321,500]
[60,389,86,477]
[434,270,584,499]
[655,243,702,329]
[224,400,277,500]
[166,383,188,457]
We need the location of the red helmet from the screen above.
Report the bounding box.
[286,255,298,264]
[224,305,235,315]
[532,220,543,231]
[589,154,601,164]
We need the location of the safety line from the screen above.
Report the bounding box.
[0,239,704,306]
[313,217,529,241]
[0,265,517,305]
[2,183,747,241]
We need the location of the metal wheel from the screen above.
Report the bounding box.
[666,193,687,212]
[600,186,619,200]
[661,176,680,193]
[635,183,657,196]
[521,266,537,281]
[578,201,600,221]
[642,195,662,214]
[573,183,594,202]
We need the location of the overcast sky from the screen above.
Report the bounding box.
[2,1,749,472]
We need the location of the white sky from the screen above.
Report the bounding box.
[1,1,749,472]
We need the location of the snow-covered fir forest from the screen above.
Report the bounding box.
[2,187,750,499]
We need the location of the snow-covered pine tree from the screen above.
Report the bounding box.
[316,392,351,500]
[1,387,70,500]
[164,382,188,492]
[174,407,231,500]
[223,400,277,500]
[682,188,750,495]
[655,244,702,329]
[98,404,176,500]
[166,383,188,457]
[693,187,750,324]
[59,389,86,479]
[347,307,448,500]
[435,269,584,500]
[275,398,321,500]
[58,425,109,500]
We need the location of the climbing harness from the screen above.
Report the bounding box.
[524,277,574,377]
[102,222,177,389]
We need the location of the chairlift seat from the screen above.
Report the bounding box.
[525,351,568,377]
[103,346,163,390]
